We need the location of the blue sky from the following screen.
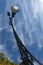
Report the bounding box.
[0,0,43,64]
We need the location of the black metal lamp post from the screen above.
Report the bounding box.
[7,6,43,65]
[7,6,34,65]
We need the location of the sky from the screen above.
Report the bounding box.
[0,0,43,64]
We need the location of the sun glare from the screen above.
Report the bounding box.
[39,0,43,12]
[39,0,43,4]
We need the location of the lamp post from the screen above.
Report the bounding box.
[7,6,33,65]
[7,5,43,65]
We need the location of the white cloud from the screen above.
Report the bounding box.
[38,42,42,50]
[17,56,20,62]
[0,27,6,31]
[0,44,14,62]
[0,44,8,54]
[0,44,6,53]
[31,0,39,17]
[39,0,43,9]
[0,27,9,32]
[12,44,17,51]
[0,28,3,31]
[0,15,3,27]
[0,26,13,32]
[33,61,39,65]
[7,53,13,61]
[0,44,4,50]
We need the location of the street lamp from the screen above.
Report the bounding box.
[11,6,19,13]
[7,5,19,25]
[7,5,19,18]
[11,5,19,17]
